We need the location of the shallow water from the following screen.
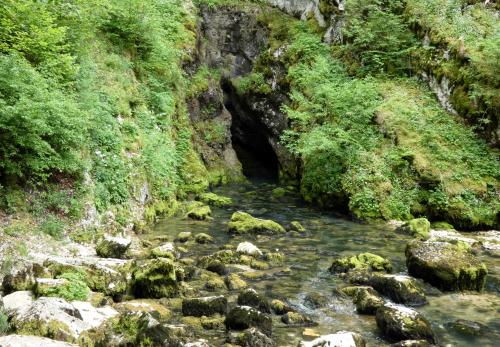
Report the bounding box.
[150,180,500,346]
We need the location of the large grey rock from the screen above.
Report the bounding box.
[95,234,131,259]
[2,291,34,316]
[0,335,78,347]
[298,331,366,347]
[237,242,263,257]
[369,274,427,307]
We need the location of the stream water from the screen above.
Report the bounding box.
[149,180,500,346]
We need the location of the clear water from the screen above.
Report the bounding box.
[149,180,500,346]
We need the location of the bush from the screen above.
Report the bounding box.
[0,310,9,335]
[39,215,65,239]
[46,271,90,301]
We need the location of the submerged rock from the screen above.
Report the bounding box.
[225,306,273,337]
[298,331,366,347]
[0,335,78,347]
[95,234,131,259]
[176,231,193,242]
[399,218,431,240]
[405,240,487,291]
[237,289,271,313]
[132,258,178,298]
[304,292,328,309]
[194,233,214,244]
[448,319,489,336]
[289,221,305,232]
[228,211,285,235]
[237,242,263,257]
[375,304,436,343]
[369,274,427,306]
[182,296,228,317]
[330,253,392,274]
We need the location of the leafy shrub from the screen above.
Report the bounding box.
[0,310,9,335]
[46,271,90,301]
[39,215,65,239]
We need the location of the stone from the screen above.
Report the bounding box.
[1,261,41,293]
[197,192,232,207]
[290,221,305,232]
[225,306,273,337]
[187,205,212,221]
[369,274,427,307]
[204,275,226,292]
[281,312,315,326]
[237,289,271,313]
[448,319,489,336]
[271,187,287,198]
[228,211,285,235]
[132,258,178,298]
[237,242,263,257]
[405,240,488,291]
[236,327,275,347]
[95,234,131,259]
[182,296,228,317]
[352,287,384,314]
[330,253,392,274]
[399,218,431,240]
[0,335,78,347]
[375,304,436,343]
[151,242,176,259]
[198,250,240,269]
[298,331,366,347]
[304,292,328,309]
[390,341,432,347]
[225,273,248,290]
[206,260,228,276]
[270,299,293,315]
[2,291,34,315]
[114,299,172,320]
[176,231,193,242]
[195,233,214,244]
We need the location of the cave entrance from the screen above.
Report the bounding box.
[222,80,279,181]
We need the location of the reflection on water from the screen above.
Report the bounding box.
[150,180,500,346]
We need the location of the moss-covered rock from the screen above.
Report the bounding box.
[289,221,305,232]
[225,306,272,337]
[198,250,241,270]
[270,299,293,315]
[304,293,328,309]
[176,231,193,242]
[271,187,287,198]
[281,311,315,326]
[187,204,212,221]
[376,304,436,344]
[95,235,131,259]
[225,273,247,291]
[227,211,285,235]
[352,287,384,314]
[405,240,488,291]
[237,289,271,313]
[399,219,431,240]
[150,242,176,259]
[369,274,427,307]
[233,327,275,347]
[329,253,392,274]
[182,296,228,317]
[114,300,172,321]
[197,192,232,207]
[132,258,178,298]
[194,233,214,244]
[298,332,366,347]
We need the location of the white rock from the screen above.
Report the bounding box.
[0,335,78,347]
[237,242,263,257]
[298,331,365,347]
[71,301,118,329]
[2,291,34,315]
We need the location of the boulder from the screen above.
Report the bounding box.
[132,258,178,298]
[281,312,315,326]
[151,242,176,259]
[330,253,392,274]
[0,335,78,347]
[298,331,366,347]
[304,292,328,309]
[448,319,489,336]
[176,231,193,242]
[237,289,271,313]
[187,205,212,221]
[114,299,172,320]
[289,221,305,232]
[237,242,263,257]
[228,212,285,235]
[182,296,228,317]
[1,261,44,293]
[225,273,248,290]
[270,299,293,315]
[351,287,384,314]
[2,291,34,315]
[399,219,431,240]
[198,250,240,268]
[405,240,487,291]
[234,327,275,347]
[225,306,272,337]
[96,234,131,259]
[369,274,427,306]
[197,192,232,207]
[194,233,213,244]
[375,304,436,343]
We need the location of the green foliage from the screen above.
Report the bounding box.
[46,271,91,301]
[39,215,65,240]
[0,309,9,335]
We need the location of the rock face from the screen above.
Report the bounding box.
[330,253,392,273]
[225,306,273,337]
[298,331,366,347]
[182,296,228,317]
[405,240,488,291]
[375,304,436,344]
[95,234,131,259]
[132,258,178,298]
[0,335,78,347]
[228,212,286,234]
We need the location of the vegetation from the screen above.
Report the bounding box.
[43,271,91,301]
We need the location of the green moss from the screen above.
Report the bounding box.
[330,252,392,273]
[132,258,178,299]
[271,187,287,198]
[431,221,455,230]
[37,271,90,301]
[186,204,212,221]
[16,319,74,343]
[401,218,431,240]
[227,211,286,234]
[0,310,9,335]
[197,192,232,207]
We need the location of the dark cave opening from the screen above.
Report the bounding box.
[222,80,279,181]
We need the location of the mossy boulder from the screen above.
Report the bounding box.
[405,240,488,291]
[96,234,131,259]
[225,306,272,337]
[197,192,232,207]
[376,304,436,344]
[352,287,384,314]
[233,327,275,347]
[176,231,193,242]
[194,233,214,244]
[304,293,328,309]
[270,299,293,315]
[114,300,172,321]
[151,242,176,259]
[369,274,427,307]
[187,204,212,221]
[225,273,247,291]
[227,211,285,235]
[298,332,366,347]
[198,250,241,270]
[132,258,178,298]
[237,289,271,313]
[329,253,392,274]
[399,219,431,240]
[289,221,305,232]
[182,296,228,317]
[281,312,315,326]
[271,187,287,198]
